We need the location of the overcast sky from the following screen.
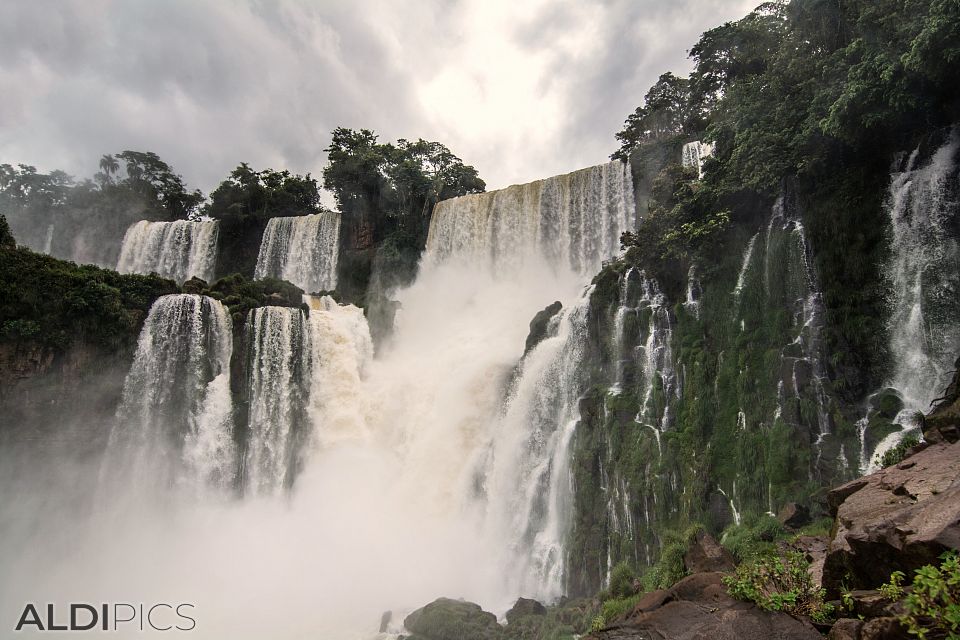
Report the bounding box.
[0,0,757,202]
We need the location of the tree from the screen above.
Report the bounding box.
[205,164,322,219]
[322,128,484,245]
[614,73,693,160]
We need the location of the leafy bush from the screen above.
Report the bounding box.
[875,434,921,468]
[721,514,787,561]
[889,552,960,640]
[609,561,638,599]
[723,551,834,622]
[600,593,643,626]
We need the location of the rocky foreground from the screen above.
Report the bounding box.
[397,376,960,640]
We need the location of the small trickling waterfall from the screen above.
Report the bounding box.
[42,223,54,254]
[242,306,312,496]
[427,160,633,275]
[681,140,714,179]
[117,219,220,283]
[254,212,341,293]
[104,294,235,494]
[865,131,960,469]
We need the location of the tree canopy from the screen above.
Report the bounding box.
[204,164,322,220]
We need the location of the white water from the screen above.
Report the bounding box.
[427,160,633,276]
[866,132,960,470]
[102,294,235,498]
[1,161,635,638]
[117,219,220,283]
[254,212,341,292]
[681,140,714,179]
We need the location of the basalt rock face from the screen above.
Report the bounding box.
[589,572,821,640]
[823,441,960,595]
[924,357,960,444]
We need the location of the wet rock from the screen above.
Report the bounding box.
[828,618,863,640]
[524,301,563,355]
[778,502,811,529]
[505,597,546,624]
[379,610,392,633]
[924,357,960,444]
[590,572,821,640]
[823,441,960,595]
[403,598,503,640]
[683,530,736,573]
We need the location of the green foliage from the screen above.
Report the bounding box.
[201,273,305,327]
[724,550,834,622]
[895,552,960,640]
[721,515,788,562]
[600,593,642,625]
[322,127,485,248]
[204,163,321,220]
[0,214,15,248]
[0,244,176,350]
[875,434,921,468]
[1,152,202,266]
[608,561,638,599]
[880,570,906,602]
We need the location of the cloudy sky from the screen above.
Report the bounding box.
[0,0,756,201]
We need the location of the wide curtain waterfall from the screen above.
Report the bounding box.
[254,212,340,292]
[117,219,220,283]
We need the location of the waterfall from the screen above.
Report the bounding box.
[242,306,312,496]
[866,131,960,469]
[426,160,633,276]
[484,290,593,602]
[254,212,341,292]
[42,223,54,254]
[682,141,714,179]
[117,219,220,283]
[104,294,235,495]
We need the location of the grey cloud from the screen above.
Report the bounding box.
[1,0,756,196]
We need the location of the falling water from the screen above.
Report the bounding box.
[42,223,54,254]
[866,131,960,469]
[255,212,341,292]
[242,306,312,496]
[103,294,235,496]
[681,140,714,179]
[117,219,220,283]
[483,290,593,602]
[427,160,633,276]
[6,161,635,637]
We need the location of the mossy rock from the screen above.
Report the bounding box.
[403,598,504,640]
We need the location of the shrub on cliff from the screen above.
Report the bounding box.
[723,550,834,622]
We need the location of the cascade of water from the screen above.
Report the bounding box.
[633,275,678,447]
[242,306,312,496]
[42,223,54,254]
[681,141,714,179]
[483,290,593,602]
[104,294,235,495]
[117,219,219,283]
[865,131,960,469]
[426,160,633,276]
[303,295,374,449]
[254,212,341,293]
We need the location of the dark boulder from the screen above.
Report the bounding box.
[504,597,546,625]
[524,301,563,355]
[822,441,960,595]
[924,357,960,444]
[859,617,910,640]
[403,598,503,640]
[683,530,736,573]
[778,502,812,529]
[827,618,863,640]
